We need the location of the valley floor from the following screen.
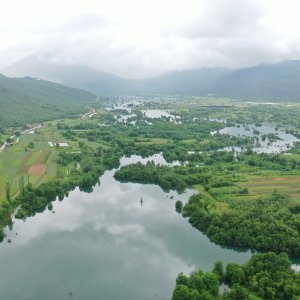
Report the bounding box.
[0,98,300,298]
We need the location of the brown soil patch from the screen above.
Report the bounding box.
[18,165,29,174]
[18,152,34,174]
[28,164,46,175]
[270,177,300,181]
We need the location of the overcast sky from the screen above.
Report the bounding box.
[0,0,300,78]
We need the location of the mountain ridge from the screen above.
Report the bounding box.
[0,73,96,126]
[3,56,300,100]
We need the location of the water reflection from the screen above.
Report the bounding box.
[0,156,252,300]
[120,153,180,167]
[214,123,298,153]
[142,109,182,124]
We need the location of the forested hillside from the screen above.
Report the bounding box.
[0,74,95,126]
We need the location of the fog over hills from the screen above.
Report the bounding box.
[3,55,300,100]
[2,55,134,96]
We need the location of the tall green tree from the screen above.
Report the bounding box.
[6,182,11,203]
[19,175,25,195]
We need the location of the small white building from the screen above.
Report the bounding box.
[58,142,69,147]
[187,151,195,155]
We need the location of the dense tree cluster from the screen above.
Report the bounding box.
[114,162,188,193]
[114,161,246,196]
[172,252,300,300]
[183,191,300,257]
[239,152,300,171]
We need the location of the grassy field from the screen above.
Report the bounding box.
[0,132,55,203]
[0,123,83,205]
[239,176,300,203]
[193,171,300,214]
[1,104,300,209]
[0,109,112,205]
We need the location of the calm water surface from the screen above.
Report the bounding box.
[215,123,299,153]
[0,155,252,300]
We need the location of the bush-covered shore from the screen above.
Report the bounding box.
[172,252,300,300]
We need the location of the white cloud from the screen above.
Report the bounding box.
[0,0,300,78]
[169,0,266,39]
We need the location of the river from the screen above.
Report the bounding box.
[0,155,252,300]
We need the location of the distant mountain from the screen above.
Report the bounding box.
[0,74,95,126]
[2,55,133,96]
[138,61,300,100]
[214,60,300,100]
[139,68,232,95]
[2,55,232,96]
[3,56,300,101]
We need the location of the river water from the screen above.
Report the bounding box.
[0,155,252,300]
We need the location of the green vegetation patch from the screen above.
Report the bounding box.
[183,191,300,257]
[172,252,300,300]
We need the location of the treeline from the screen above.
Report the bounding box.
[0,143,123,240]
[239,152,300,171]
[15,144,122,219]
[183,191,300,257]
[15,162,103,219]
[114,162,188,193]
[114,162,242,194]
[114,162,300,257]
[172,252,300,300]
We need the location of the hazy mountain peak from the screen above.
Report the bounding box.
[2,57,300,100]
